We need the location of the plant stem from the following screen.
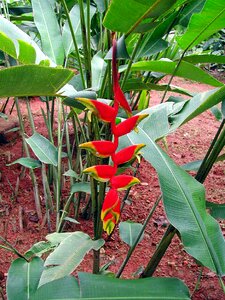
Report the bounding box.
[60,0,86,88]
[78,0,92,87]
[0,236,27,260]
[219,277,225,294]
[57,193,74,232]
[116,195,162,278]
[15,98,42,220]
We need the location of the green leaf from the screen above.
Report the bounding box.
[18,39,36,64]
[169,86,225,131]
[127,128,225,276]
[0,16,52,65]
[7,157,41,169]
[62,3,96,57]
[123,78,193,96]
[178,0,206,27]
[63,169,80,179]
[6,257,44,300]
[131,60,224,87]
[103,0,178,34]
[119,221,144,247]
[91,51,107,91]
[76,272,190,299]
[183,54,225,65]
[39,232,104,286]
[71,182,92,194]
[31,0,64,65]
[177,0,225,50]
[31,276,80,300]
[25,133,58,166]
[25,241,53,259]
[207,202,225,220]
[0,65,74,97]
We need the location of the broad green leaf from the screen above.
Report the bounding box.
[131,60,223,87]
[91,51,107,91]
[62,3,96,57]
[26,133,58,166]
[63,169,80,179]
[25,241,53,259]
[39,232,104,286]
[31,0,64,65]
[178,0,206,27]
[119,221,144,247]
[6,257,44,300]
[169,86,225,131]
[124,78,193,96]
[94,0,106,13]
[77,272,190,299]
[18,39,36,64]
[138,90,149,111]
[103,0,178,34]
[7,157,41,169]
[46,232,75,244]
[71,182,92,194]
[31,276,79,300]
[0,16,51,65]
[0,65,74,97]
[177,0,225,50]
[183,54,225,65]
[182,154,225,172]
[207,202,225,220]
[127,128,225,276]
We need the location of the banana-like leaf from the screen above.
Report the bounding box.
[119,221,144,247]
[73,272,190,300]
[131,60,223,87]
[71,182,92,194]
[0,65,74,97]
[183,54,225,65]
[39,232,104,287]
[124,78,193,96]
[7,157,41,169]
[177,0,206,27]
[103,0,178,34]
[26,133,58,166]
[207,202,225,220]
[0,16,51,65]
[91,51,107,91]
[62,3,96,57]
[177,0,225,50]
[31,0,64,65]
[6,257,44,300]
[126,128,225,276]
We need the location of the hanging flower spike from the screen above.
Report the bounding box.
[83,165,116,182]
[76,98,116,123]
[114,144,145,165]
[101,188,120,235]
[113,114,148,137]
[79,141,117,158]
[112,37,132,117]
[110,175,140,191]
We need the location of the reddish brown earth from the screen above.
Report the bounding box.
[0,76,225,299]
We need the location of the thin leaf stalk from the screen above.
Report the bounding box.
[78,0,92,87]
[116,195,162,278]
[15,98,42,220]
[57,193,74,232]
[60,0,86,88]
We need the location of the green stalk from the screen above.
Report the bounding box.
[116,195,162,278]
[60,0,86,88]
[41,163,53,232]
[26,98,36,133]
[0,236,27,260]
[78,0,92,87]
[141,120,225,277]
[121,34,143,89]
[55,99,64,228]
[15,98,42,220]
[57,193,74,232]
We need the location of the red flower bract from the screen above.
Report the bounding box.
[113,114,148,137]
[83,165,117,182]
[110,175,140,191]
[114,144,145,165]
[79,141,117,158]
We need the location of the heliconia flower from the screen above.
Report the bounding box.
[112,38,132,117]
[101,188,120,234]
[76,98,116,123]
[83,165,116,182]
[114,144,145,165]
[113,114,148,137]
[110,175,140,191]
[79,141,117,158]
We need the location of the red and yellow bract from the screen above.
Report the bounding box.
[79,37,148,234]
